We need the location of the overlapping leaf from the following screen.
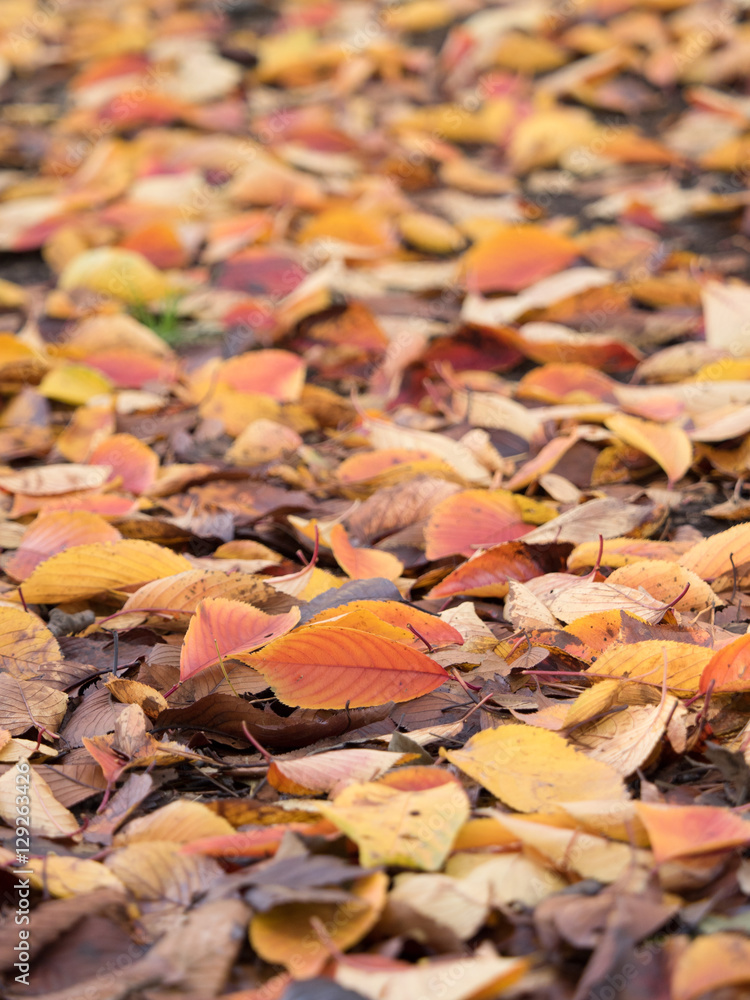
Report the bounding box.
[244,626,449,708]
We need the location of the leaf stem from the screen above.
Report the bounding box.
[214,638,240,698]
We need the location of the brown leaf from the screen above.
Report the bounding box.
[0,674,67,736]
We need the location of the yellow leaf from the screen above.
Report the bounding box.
[508,106,599,173]
[298,566,345,600]
[679,521,750,590]
[310,770,470,871]
[398,212,467,254]
[0,763,78,837]
[20,540,192,603]
[605,412,693,486]
[398,98,515,145]
[606,560,718,615]
[586,640,714,695]
[28,856,125,898]
[441,725,627,812]
[114,800,236,845]
[250,871,387,978]
[495,814,651,883]
[672,933,750,1000]
[0,606,60,673]
[38,363,113,405]
[58,247,173,304]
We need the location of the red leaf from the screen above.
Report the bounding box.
[428,541,563,599]
[180,598,301,683]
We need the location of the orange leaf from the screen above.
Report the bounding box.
[462,225,578,293]
[180,598,300,682]
[181,822,338,858]
[81,348,180,389]
[307,600,463,649]
[424,490,532,560]
[88,433,159,494]
[305,608,416,647]
[505,433,583,491]
[243,625,449,708]
[298,207,394,249]
[604,413,693,486]
[636,802,750,864]
[337,448,437,484]
[672,933,750,1000]
[219,349,306,401]
[700,633,750,693]
[56,401,115,462]
[517,363,616,404]
[329,523,404,581]
[119,220,190,269]
[607,560,718,616]
[9,492,136,519]
[5,511,122,581]
[679,522,750,590]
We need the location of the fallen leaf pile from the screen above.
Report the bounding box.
[4,0,750,997]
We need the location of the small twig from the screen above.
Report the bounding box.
[241,721,273,764]
[18,587,28,613]
[693,679,715,741]
[566,705,629,736]
[459,689,498,722]
[450,669,481,701]
[521,668,668,690]
[586,534,605,579]
[33,725,59,752]
[98,606,189,626]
